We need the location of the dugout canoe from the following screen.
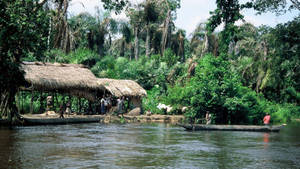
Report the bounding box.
[179,124,284,132]
[22,115,102,126]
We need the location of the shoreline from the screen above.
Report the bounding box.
[3,114,185,126]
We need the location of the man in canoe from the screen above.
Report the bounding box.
[263,113,271,125]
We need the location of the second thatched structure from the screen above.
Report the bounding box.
[97,78,147,108]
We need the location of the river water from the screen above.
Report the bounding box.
[0,122,300,169]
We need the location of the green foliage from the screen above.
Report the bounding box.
[39,48,99,66]
[207,0,252,53]
[167,54,265,124]
[101,0,128,14]
[91,55,173,90]
[161,48,179,67]
[0,0,49,118]
[252,0,300,15]
[143,86,164,115]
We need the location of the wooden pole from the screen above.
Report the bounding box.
[22,91,24,113]
[77,97,80,113]
[30,91,34,114]
[39,91,44,113]
[16,90,20,115]
[88,100,92,115]
[54,92,58,112]
[79,98,82,114]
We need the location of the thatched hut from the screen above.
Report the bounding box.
[21,61,100,101]
[97,78,147,108]
[20,62,147,114]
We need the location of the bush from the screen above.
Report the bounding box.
[166,54,268,124]
[143,86,164,114]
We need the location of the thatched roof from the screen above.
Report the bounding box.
[21,62,99,91]
[97,78,147,98]
[21,62,146,100]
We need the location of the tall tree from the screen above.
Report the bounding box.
[119,21,133,58]
[127,5,144,60]
[207,0,251,53]
[171,29,186,62]
[52,0,74,53]
[0,0,49,121]
[159,0,181,56]
[143,0,159,58]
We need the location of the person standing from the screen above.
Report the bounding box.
[101,97,106,114]
[205,111,211,124]
[117,97,124,116]
[59,104,65,119]
[263,113,271,125]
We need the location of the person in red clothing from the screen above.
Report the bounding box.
[263,113,271,125]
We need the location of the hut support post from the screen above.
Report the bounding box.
[16,90,20,115]
[39,92,45,114]
[22,91,24,113]
[77,98,79,113]
[88,101,92,115]
[30,91,34,114]
[77,98,82,114]
[68,95,71,110]
[54,92,58,112]
[0,92,8,117]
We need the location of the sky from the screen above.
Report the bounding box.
[69,0,299,37]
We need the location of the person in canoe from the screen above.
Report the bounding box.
[263,113,271,125]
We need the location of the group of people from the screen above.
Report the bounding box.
[100,95,112,114]
[100,95,126,115]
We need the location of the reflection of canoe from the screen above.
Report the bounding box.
[179,124,284,132]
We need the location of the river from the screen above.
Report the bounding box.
[0,122,300,169]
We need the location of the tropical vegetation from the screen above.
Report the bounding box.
[1,0,299,125]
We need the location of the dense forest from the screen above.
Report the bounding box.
[0,0,299,124]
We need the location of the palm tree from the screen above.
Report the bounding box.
[171,29,186,62]
[143,0,159,57]
[119,21,133,58]
[190,22,218,57]
[52,0,75,53]
[127,5,144,60]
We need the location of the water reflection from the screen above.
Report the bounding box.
[263,133,270,150]
[0,123,299,168]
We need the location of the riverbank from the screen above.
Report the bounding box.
[18,113,185,126]
[293,118,300,122]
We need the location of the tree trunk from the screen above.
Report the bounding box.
[120,39,125,57]
[145,25,151,58]
[161,10,171,56]
[134,26,140,61]
[202,32,209,57]
[179,32,185,62]
[130,44,134,61]
[98,43,104,57]
[47,13,52,52]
